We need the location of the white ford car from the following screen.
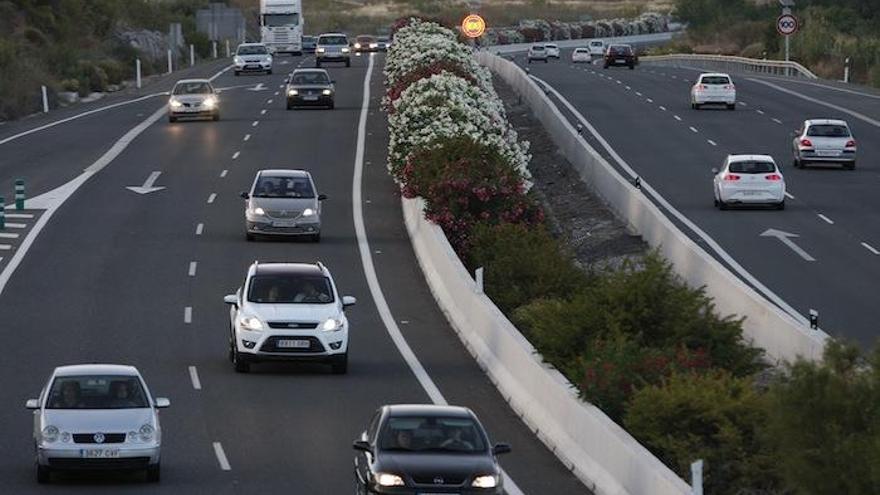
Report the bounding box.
[26,364,170,483]
[713,154,786,210]
[224,261,356,374]
[691,72,736,110]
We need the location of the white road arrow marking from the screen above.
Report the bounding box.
[247,83,267,92]
[126,171,165,195]
[761,228,815,261]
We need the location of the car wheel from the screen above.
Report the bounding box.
[527,59,532,64]
[727,103,736,110]
[331,353,348,374]
[311,232,321,242]
[36,464,51,484]
[693,103,700,110]
[168,115,177,123]
[233,347,251,373]
[713,197,719,208]
[287,101,293,110]
[316,61,322,68]
[603,65,609,69]
[845,162,856,170]
[328,101,335,110]
[212,112,220,121]
[267,69,273,75]
[792,156,801,168]
[234,71,240,77]
[629,64,634,70]
[246,232,255,241]
[776,201,786,210]
[146,462,160,483]
[719,200,729,210]
[346,60,351,67]
[544,59,548,63]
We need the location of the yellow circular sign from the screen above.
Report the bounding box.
[462,14,486,38]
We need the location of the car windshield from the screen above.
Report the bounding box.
[291,72,330,85]
[591,41,603,46]
[531,46,545,51]
[47,375,149,409]
[807,124,850,137]
[253,175,315,198]
[378,36,389,42]
[701,76,731,85]
[575,49,588,53]
[546,44,558,48]
[238,45,268,55]
[262,13,299,27]
[247,275,334,304]
[379,416,488,453]
[319,35,347,45]
[173,82,212,95]
[609,46,632,55]
[357,36,375,42]
[303,36,316,42]
[729,161,776,174]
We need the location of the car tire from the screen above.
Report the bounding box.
[168,115,177,123]
[603,64,609,69]
[36,464,51,484]
[316,61,322,68]
[331,353,348,374]
[727,103,736,110]
[233,348,251,373]
[212,112,220,122]
[328,101,335,110]
[234,71,240,77]
[629,64,634,70]
[246,232,255,241]
[692,103,700,110]
[311,232,321,242]
[287,101,293,110]
[267,69,273,75]
[713,197,719,208]
[146,463,160,483]
[544,59,548,63]
[719,200,729,210]
[845,162,856,170]
[346,60,351,67]
[776,201,786,210]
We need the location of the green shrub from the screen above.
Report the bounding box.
[466,222,588,314]
[624,372,779,494]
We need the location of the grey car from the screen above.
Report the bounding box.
[26,364,170,483]
[242,169,326,242]
[234,43,273,76]
[286,69,335,109]
[168,79,219,122]
[316,33,351,67]
[792,119,857,170]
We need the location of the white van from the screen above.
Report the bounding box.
[588,39,606,56]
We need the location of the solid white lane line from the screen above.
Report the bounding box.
[207,193,217,204]
[689,126,698,133]
[785,192,795,200]
[756,109,765,115]
[772,118,783,124]
[243,134,251,141]
[707,139,717,146]
[749,78,880,128]
[862,242,880,255]
[674,115,682,121]
[232,151,240,160]
[188,366,202,390]
[184,306,192,324]
[817,214,834,225]
[260,109,267,115]
[0,233,20,239]
[251,120,259,127]
[213,442,231,471]
[4,213,33,219]
[196,223,204,235]
[353,55,524,495]
[220,169,228,178]
[188,262,198,277]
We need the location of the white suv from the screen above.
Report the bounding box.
[224,262,356,374]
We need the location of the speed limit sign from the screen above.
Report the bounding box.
[777,14,798,36]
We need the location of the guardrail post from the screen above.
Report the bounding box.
[41,85,48,113]
[136,58,142,89]
[190,44,195,67]
[844,58,850,83]
[226,39,231,58]
[14,179,25,210]
[212,41,218,59]
[691,459,703,495]
[475,267,484,294]
[167,49,173,74]
[0,196,5,230]
[809,309,819,330]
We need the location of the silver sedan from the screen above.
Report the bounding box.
[26,364,170,483]
[792,119,857,170]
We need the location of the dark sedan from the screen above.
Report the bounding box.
[354,35,378,53]
[353,405,511,494]
[285,69,335,109]
[302,35,317,53]
[604,44,636,69]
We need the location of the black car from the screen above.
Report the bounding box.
[285,69,335,109]
[353,405,511,494]
[302,35,317,53]
[604,44,636,69]
[354,34,378,53]
[376,36,391,51]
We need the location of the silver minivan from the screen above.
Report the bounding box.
[242,169,326,242]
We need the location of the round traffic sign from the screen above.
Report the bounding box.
[777,14,798,36]
[461,14,486,38]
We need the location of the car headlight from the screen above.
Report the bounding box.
[321,89,332,96]
[288,89,298,96]
[341,47,350,53]
[239,316,264,331]
[60,431,71,443]
[234,56,243,65]
[316,47,325,53]
[203,97,216,109]
[472,474,499,488]
[321,317,343,332]
[252,207,265,216]
[139,424,155,442]
[376,473,405,487]
[302,208,315,217]
[169,99,182,108]
[354,43,361,49]
[41,425,59,443]
[370,43,378,48]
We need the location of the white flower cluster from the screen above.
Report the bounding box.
[384,19,531,185]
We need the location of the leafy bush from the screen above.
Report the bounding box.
[466,222,585,314]
[624,372,779,494]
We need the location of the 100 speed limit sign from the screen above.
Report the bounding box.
[777,14,799,36]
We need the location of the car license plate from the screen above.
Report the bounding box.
[273,220,296,227]
[278,339,310,349]
[616,59,626,63]
[817,150,840,156]
[741,191,761,196]
[81,449,119,458]
[303,96,319,101]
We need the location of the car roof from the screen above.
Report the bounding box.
[545,43,558,47]
[54,364,139,377]
[531,44,545,48]
[805,119,848,126]
[252,262,326,277]
[385,404,474,418]
[357,34,375,39]
[258,169,311,178]
[174,79,211,84]
[727,154,775,162]
[609,44,633,48]
[238,42,266,47]
[319,32,347,37]
[699,72,731,78]
[291,68,329,75]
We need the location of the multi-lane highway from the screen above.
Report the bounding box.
[517,49,880,346]
[0,53,586,493]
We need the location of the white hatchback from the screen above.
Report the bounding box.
[588,39,606,56]
[545,43,560,59]
[691,73,736,110]
[571,48,591,63]
[713,155,786,210]
[224,261,356,374]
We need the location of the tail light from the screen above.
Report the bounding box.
[723,174,741,181]
[724,85,734,90]
[846,140,856,148]
[800,139,813,147]
[697,84,707,90]
[765,174,782,181]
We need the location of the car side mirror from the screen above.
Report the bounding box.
[492,443,512,455]
[224,294,238,306]
[352,439,372,452]
[711,168,719,174]
[342,296,357,308]
[240,191,249,199]
[155,397,171,409]
[318,193,328,201]
[25,399,39,410]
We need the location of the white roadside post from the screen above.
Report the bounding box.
[190,44,195,67]
[226,39,231,58]
[475,267,484,294]
[136,59,142,89]
[691,460,704,495]
[212,41,218,59]
[167,49,173,74]
[844,57,850,83]
[41,85,48,113]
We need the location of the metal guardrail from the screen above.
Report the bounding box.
[640,53,818,79]
[487,32,677,54]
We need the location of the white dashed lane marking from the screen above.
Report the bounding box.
[772,118,783,124]
[243,134,251,141]
[196,223,204,235]
[188,366,202,390]
[184,306,192,324]
[707,139,718,146]
[260,109,267,115]
[689,126,698,133]
[785,192,795,200]
[213,442,231,471]
[188,262,198,277]
[862,242,880,255]
[674,115,682,121]
[232,151,240,160]
[251,121,259,127]
[659,105,666,111]
[818,214,834,225]
[220,170,228,178]
[207,193,217,204]
[756,109,765,115]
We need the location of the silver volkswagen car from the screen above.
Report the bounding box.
[792,119,857,170]
[26,364,169,483]
[242,169,326,242]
